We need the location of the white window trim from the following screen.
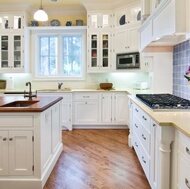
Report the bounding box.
[31,29,87,81]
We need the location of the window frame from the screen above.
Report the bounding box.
[31,29,86,81]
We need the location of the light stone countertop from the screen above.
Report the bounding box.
[129,95,190,138]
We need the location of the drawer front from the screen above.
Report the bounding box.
[62,93,72,101]
[0,115,33,127]
[178,132,190,161]
[133,132,150,180]
[177,153,190,189]
[140,147,150,180]
[74,93,99,100]
[133,103,150,132]
[140,123,150,155]
[133,133,142,161]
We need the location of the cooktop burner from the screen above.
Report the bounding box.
[136,94,190,110]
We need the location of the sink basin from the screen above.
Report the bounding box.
[38,88,71,92]
[1,100,39,107]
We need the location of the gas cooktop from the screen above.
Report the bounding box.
[136,94,190,110]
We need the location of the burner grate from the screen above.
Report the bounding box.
[136,94,190,109]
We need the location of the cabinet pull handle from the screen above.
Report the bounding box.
[3,138,7,141]
[83,96,89,98]
[142,116,147,121]
[135,108,139,112]
[9,138,13,141]
[185,178,190,189]
[142,134,146,140]
[142,156,146,164]
[135,142,138,147]
[186,147,190,155]
[135,124,138,128]
[153,123,156,127]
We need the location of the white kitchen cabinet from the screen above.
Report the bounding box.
[73,93,100,125]
[87,12,113,29]
[0,130,33,176]
[175,131,190,189]
[0,32,24,72]
[87,31,112,72]
[130,100,174,189]
[0,14,24,30]
[38,92,72,131]
[101,92,128,125]
[114,23,140,54]
[114,2,141,27]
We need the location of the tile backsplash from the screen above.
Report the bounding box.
[173,40,190,99]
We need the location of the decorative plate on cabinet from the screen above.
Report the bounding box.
[50,19,60,26]
[137,11,141,21]
[119,15,125,25]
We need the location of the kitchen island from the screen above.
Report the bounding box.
[128,95,190,189]
[0,96,63,189]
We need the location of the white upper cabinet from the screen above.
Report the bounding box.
[87,12,113,29]
[114,3,141,27]
[114,23,139,53]
[0,14,24,30]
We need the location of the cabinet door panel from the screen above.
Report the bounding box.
[177,154,190,189]
[101,94,112,124]
[62,101,72,130]
[74,101,99,124]
[52,103,61,153]
[9,131,33,176]
[114,93,128,124]
[0,131,8,176]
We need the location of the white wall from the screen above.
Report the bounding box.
[0,72,149,90]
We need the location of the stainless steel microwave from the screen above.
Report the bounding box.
[116,52,140,69]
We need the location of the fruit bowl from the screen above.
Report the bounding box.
[99,83,113,90]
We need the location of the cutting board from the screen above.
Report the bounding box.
[0,80,6,89]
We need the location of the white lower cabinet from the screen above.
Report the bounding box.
[174,131,190,189]
[131,101,174,189]
[73,93,100,125]
[38,92,72,130]
[101,92,128,125]
[0,130,33,176]
[0,101,63,189]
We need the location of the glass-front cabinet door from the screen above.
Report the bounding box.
[0,33,23,71]
[88,32,111,72]
[0,35,9,68]
[0,14,23,30]
[88,13,111,29]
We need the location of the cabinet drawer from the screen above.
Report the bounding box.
[0,115,33,127]
[74,93,99,100]
[178,132,190,161]
[133,132,150,180]
[133,103,150,131]
[133,133,142,161]
[62,93,72,101]
[133,117,150,155]
[140,147,150,180]
[177,153,190,189]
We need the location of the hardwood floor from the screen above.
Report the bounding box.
[43,129,151,189]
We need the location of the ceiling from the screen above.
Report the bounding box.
[0,0,132,9]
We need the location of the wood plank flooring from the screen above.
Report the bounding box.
[43,129,151,189]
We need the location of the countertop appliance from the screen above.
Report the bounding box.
[136,94,190,110]
[116,52,140,69]
[133,81,148,90]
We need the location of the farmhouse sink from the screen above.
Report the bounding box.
[38,88,71,92]
[1,100,39,107]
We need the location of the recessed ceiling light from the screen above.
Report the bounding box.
[51,0,58,2]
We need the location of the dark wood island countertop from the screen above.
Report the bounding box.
[0,96,63,112]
